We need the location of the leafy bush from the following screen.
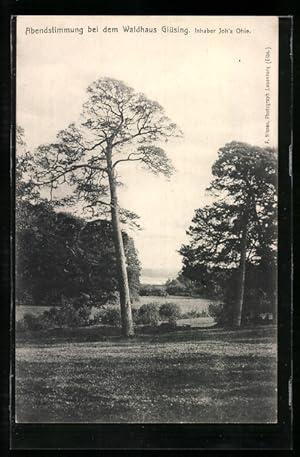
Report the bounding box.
[90,305,140,327]
[159,302,181,324]
[43,301,91,328]
[101,307,121,326]
[208,302,235,326]
[136,303,160,326]
[17,313,45,331]
[90,307,105,324]
[41,307,62,327]
[208,299,275,327]
[17,299,93,331]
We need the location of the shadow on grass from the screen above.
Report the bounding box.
[16,323,277,346]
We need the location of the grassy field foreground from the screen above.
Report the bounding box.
[15,326,277,423]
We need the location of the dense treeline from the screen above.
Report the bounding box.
[16,201,141,306]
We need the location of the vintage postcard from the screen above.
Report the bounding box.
[15,15,280,426]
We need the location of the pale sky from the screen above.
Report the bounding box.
[16,16,278,278]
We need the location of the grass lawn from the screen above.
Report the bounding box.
[15,325,277,423]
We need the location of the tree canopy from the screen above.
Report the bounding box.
[180,141,277,325]
[32,77,181,218]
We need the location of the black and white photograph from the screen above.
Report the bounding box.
[14,15,279,424]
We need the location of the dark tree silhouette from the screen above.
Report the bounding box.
[16,202,141,307]
[180,142,277,326]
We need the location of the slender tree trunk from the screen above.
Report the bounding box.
[234,220,248,327]
[107,154,134,337]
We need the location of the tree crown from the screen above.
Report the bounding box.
[32,77,182,220]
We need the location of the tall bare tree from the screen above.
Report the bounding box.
[32,78,181,336]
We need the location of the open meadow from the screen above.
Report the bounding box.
[15,325,277,423]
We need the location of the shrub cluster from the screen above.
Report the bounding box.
[159,302,181,324]
[208,301,275,327]
[99,307,121,326]
[44,302,91,327]
[208,302,235,326]
[17,301,184,332]
[135,303,160,326]
[17,300,92,332]
[17,312,45,332]
[93,302,182,327]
